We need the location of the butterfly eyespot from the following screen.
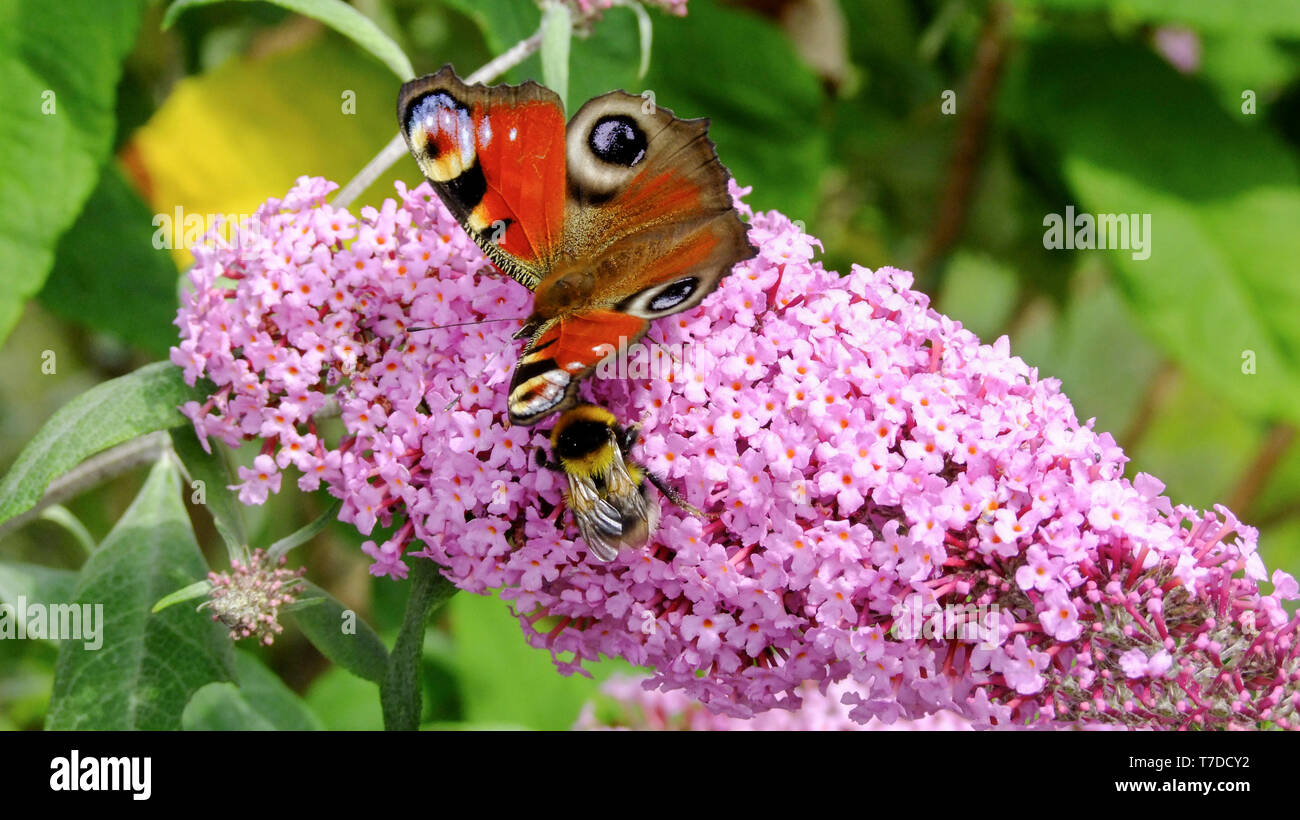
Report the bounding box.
[405,91,468,157]
[647,277,698,312]
[588,115,647,167]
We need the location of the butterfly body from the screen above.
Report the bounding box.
[399,66,756,426]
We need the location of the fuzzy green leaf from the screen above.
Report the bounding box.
[163,0,414,79]
[46,458,235,729]
[0,362,204,528]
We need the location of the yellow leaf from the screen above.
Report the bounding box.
[123,38,420,267]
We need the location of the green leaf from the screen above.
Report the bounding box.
[1130,373,1257,509]
[39,164,181,357]
[1012,263,1165,439]
[0,560,79,644]
[170,426,247,557]
[183,650,324,730]
[439,0,540,55]
[1001,39,1300,425]
[0,362,205,528]
[540,1,572,112]
[455,0,828,219]
[445,590,632,730]
[0,0,146,345]
[281,596,325,612]
[38,505,95,555]
[163,0,414,79]
[1019,0,1300,37]
[151,579,213,614]
[266,500,340,560]
[380,560,457,730]
[182,683,275,729]
[934,251,1019,343]
[1199,32,1299,119]
[46,458,235,729]
[304,665,383,729]
[289,580,389,684]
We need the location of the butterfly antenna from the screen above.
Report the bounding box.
[644,333,683,367]
[406,317,520,333]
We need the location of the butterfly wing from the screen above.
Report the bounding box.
[506,92,757,425]
[397,65,567,290]
[564,91,757,314]
[509,310,649,426]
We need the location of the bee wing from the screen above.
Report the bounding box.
[564,435,659,562]
[567,473,625,562]
[601,442,657,548]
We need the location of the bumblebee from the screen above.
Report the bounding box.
[539,403,701,562]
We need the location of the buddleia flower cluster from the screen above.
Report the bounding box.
[576,676,970,730]
[172,175,1300,728]
[201,549,305,645]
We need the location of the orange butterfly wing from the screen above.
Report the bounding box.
[505,92,756,425]
[509,311,650,425]
[398,65,567,288]
[400,70,756,427]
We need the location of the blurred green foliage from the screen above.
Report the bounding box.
[1,0,1299,729]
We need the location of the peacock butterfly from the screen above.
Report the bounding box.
[397,65,756,426]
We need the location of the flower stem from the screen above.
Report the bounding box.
[1119,359,1178,454]
[464,30,546,86]
[380,558,458,730]
[1227,422,1296,517]
[913,0,1012,285]
[330,135,409,212]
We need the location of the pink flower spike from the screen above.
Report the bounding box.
[173,176,1300,730]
